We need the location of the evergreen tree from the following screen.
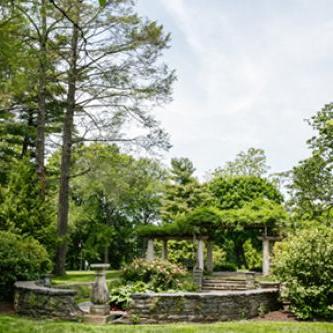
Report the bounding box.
[0,158,55,252]
[161,158,210,223]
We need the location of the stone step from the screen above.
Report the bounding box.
[203,279,248,283]
[203,282,247,286]
[202,278,253,291]
[202,283,247,288]
[202,285,248,290]
[204,277,249,281]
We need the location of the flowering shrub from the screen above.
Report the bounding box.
[273,226,333,320]
[122,258,187,290]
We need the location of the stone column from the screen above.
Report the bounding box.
[146,239,155,261]
[161,239,168,260]
[206,240,214,273]
[90,263,110,315]
[262,237,270,276]
[197,239,205,271]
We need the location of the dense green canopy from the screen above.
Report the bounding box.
[137,199,287,239]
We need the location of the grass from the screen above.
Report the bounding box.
[0,315,333,333]
[52,271,122,285]
[52,270,123,304]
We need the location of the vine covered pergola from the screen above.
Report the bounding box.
[137,199,286,276]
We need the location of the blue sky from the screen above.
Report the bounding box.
[136,0,333,177]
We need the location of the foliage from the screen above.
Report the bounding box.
[167,240,196,269]
[0,231,51,299]
[288,153,333,220]
[208,175,283,210]
[0,158,56,253]
[138,199,286,239]
[213,261,237,272]
[273,225,333,319]
[243,239,262,271]
[122,258,187,290]
[308,103,333,160]
[48,144,166,269]
[288,103,333,220]
[160,157,212,223]
[0,11,38,184]
[110,282,149,310]
[218,199,287,230]
[212,148,270,178]
[207,175,284,269]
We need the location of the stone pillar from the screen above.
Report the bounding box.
[161,239,168,260]
[206,240,214,273]
[90,264,110,315]
[262,237,270,276]
[146,239,155,261]
[193,267,203,289]
[197,239,205,271]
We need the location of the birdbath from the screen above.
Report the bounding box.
[90,264,110,315]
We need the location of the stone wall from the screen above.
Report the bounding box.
[130,288,280,323]
[14,281,83,320]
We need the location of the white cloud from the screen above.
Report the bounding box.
[138,0,333,177]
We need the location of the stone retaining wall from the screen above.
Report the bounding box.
[130,288,280,323]
[14,281,83,320]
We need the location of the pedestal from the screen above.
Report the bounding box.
[89,264,110,315]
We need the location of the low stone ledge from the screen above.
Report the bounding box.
[14,281,82,320]
[15,281,77,296]
[130,288,280,323]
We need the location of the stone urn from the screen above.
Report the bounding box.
[90,263,110,316]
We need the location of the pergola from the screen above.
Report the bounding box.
[145,235,211,272]
[138,200,286,276]
[144,232,280,276]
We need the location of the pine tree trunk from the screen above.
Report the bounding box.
[54,8,80,276]
[21,109,34,157]
[36,0,47,196]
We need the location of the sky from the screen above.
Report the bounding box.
[136,0,333,178]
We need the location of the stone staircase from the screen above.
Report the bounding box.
[202,272,256,291]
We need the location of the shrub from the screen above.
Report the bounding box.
[272,226,333,320]
[0,231,52,299]
[122,258,187,290]
[243,239,262,271]
[110,281,149,310]
[167,240,195,269]
[213,261,237,272]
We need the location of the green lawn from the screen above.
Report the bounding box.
[52,270,123,303]
[0,316,333,333]
[53,271,121,285]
